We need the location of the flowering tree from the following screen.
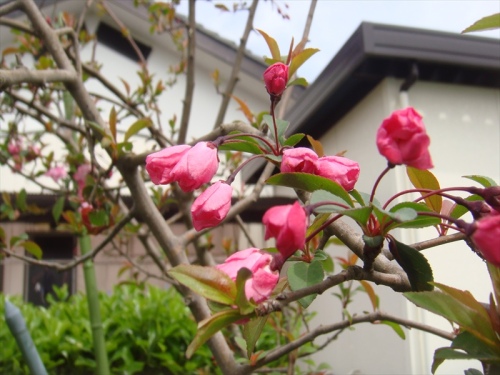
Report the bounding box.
[1,1,499,374]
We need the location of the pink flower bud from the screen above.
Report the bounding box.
[45,166,67,182]
[262,201,307,260]
[263,62,289,97]
[216,248,280,304]
[170,142,219,192]
[281,147,319,174]
[376,107,433,170]
[472,214,500,267]
[7,140,22,156]
[74,164,91,198]
[145,145,191,185]
[316,156,360,191]
[191,181,232,231]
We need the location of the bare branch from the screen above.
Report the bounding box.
[0,0,21,17]
[177,0,196,144]
[411,232,465,251]
[239,310,454,374]
[0,68,76,86]
[212,0,259,129]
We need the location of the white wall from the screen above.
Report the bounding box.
[310,77,499,374]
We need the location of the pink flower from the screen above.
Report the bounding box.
[7,140,22,155]
[472,214,500,267]
[74,164,91,198]
[145,145,191,185]
[263,62,289,97]
[262,201,307,260]
[191,181,232,231]
[216,248,279,304]
[316,156,360,191]
[170,142,219,192]
[45,166,67,182]
[281,148,319,174]
[376,107,433,170]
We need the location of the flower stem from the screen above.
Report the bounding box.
[370,165,393,203]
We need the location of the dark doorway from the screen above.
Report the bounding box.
[25,232,76,306]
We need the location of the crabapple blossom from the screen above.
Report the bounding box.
[45,166,67,182]
[262,201,307,260]
[281,147,319,174]
[216,248,279,304]
[191,181,232,231]
[471,214,500,267]
[74,164,91,198]
[263,62,289,97]
[170,142,219,192]
[316,155,360,191]
[145,144,191,185]
[376,107,433,170]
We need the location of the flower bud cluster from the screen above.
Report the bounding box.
[145,141,231,231]
[281,147,360,191]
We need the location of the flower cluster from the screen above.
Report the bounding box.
[281,148,360,191]
[216,248,280,303]
[145,142,219,192]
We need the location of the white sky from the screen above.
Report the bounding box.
[178,0,500,83]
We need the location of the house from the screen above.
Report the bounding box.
[0,0,285,302]
[1,1,499,372]
[244,22,499,375]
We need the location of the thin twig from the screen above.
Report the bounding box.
[177,0,196,145]
[212,0,259,130]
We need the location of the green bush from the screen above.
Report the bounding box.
[0,284,217,375]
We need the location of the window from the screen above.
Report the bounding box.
[96,22,152,62]
[25,233,76,306]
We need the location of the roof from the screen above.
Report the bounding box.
[244,21,500,182]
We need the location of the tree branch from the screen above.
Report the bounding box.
[176,0,195,145]
[239,310,455,374]
[0,68,76,87]
[212,0,259,129]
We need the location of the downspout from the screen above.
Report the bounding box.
[397,62,429,375]
[399,62,419,108]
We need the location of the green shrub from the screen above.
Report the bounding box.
[0,284,217,375]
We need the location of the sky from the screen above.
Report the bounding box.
[177,0,500,83]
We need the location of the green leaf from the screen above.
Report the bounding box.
[287,261,324,308]
[63,91,74,120]
[462,13,500,33]
[263,115,289,146]
[21,240,43,259]
[431,347,473,374]
[243,316,268,358]
[52,196,65,223]
[405,287,498,348]
[310,189,351,211]
[16,189,27,212]
[88,209,109,227]
[463,175,498,188]
[380,320,406,339]
[452,331,500,361]
[288,48,319,78]
[387,202,441,230]
[257,29,281,62]
[235,268,254,314]
[287,77,308,87]
[169,264,236,305]
[186,309,245,358]
[266,173,354,207]
[463,369,484,375]
[390,239,433,291]
[349,189,366,205]
[109,106,117,141]
[284,133,305,147]
[218,138,264,155]
[124,118,152,142]
[406,167,442,213]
